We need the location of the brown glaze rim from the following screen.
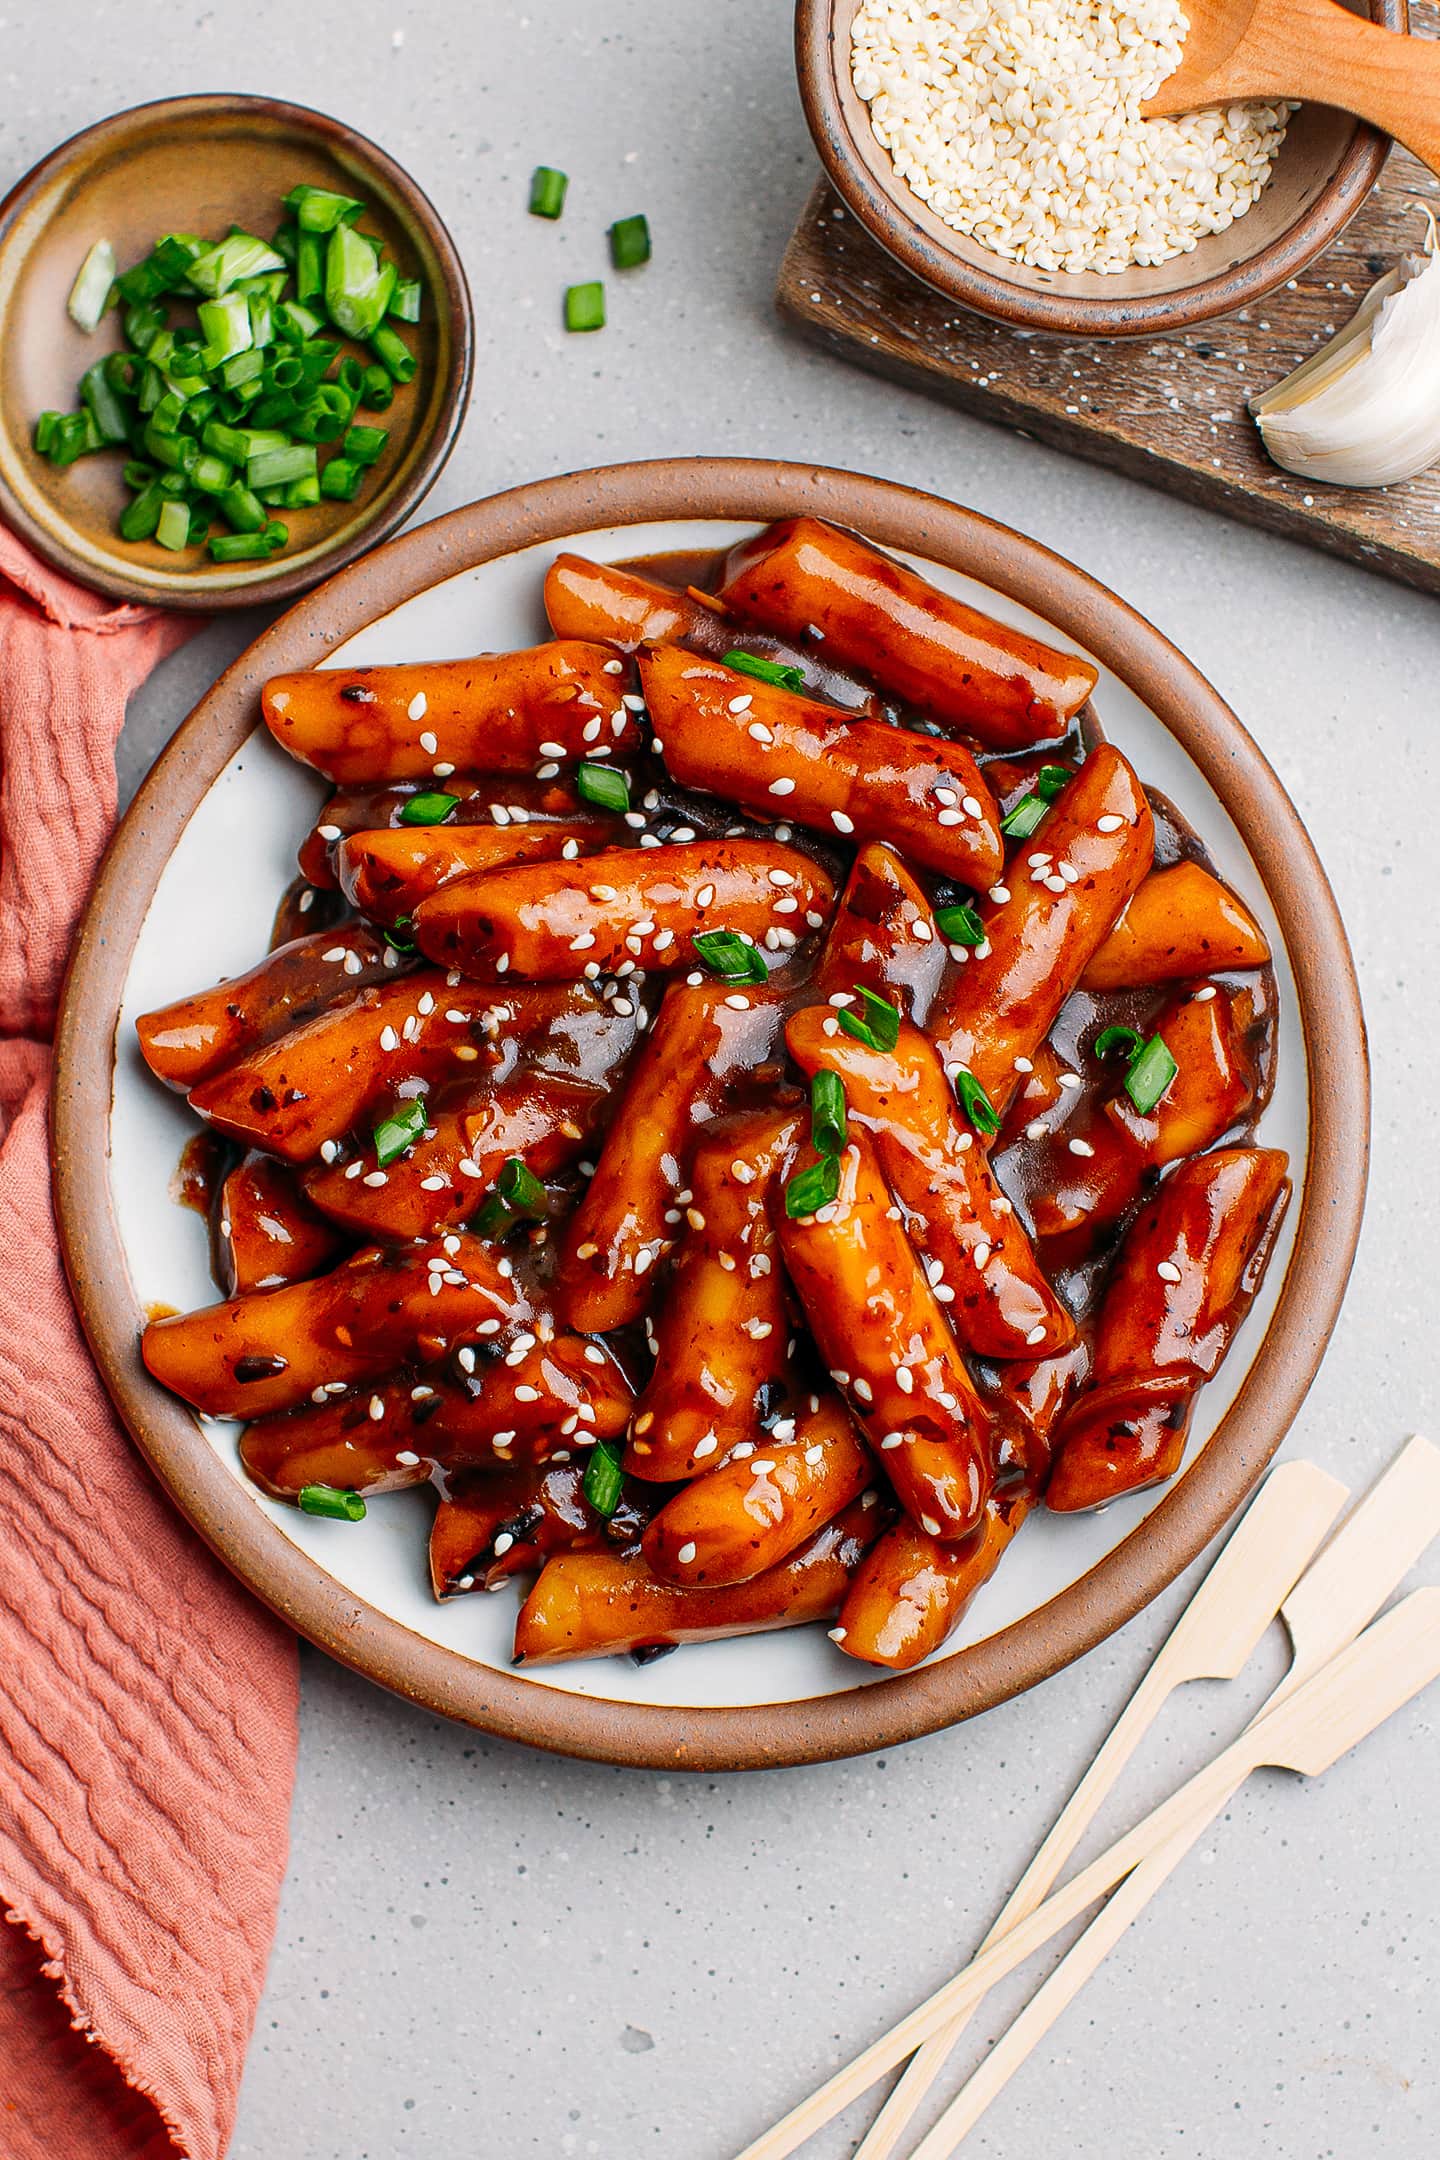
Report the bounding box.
[0,93,473,610]
[796,0,1402,338]
[52,458,1369,1771]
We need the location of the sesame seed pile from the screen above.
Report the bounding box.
[850,0,1292,274]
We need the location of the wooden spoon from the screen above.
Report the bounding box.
[1143,0,1440,179]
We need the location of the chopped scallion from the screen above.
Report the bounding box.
[67,238,116,332]
[285,184,365,233]
[564,281,606,333]
[368,321,416,382]
[575,762,630,813]
[693,930,769,985]
[1000,795,1049,840]
[609,214,651,269]
[1035,764,1073,803]
[933,899,985,946]
[529,166,569,219]
[582,1438,624,1518]
[187,231,285,297]
[953,1069,1000,1136]
[298,1484,366,1521]
[319,456,364,501]
[721,650,805,692]
[155,498,191,552]
[389,278,422,323]
[373,1096,428,1166]
[343,423,388,465]
[1124,1035,1178,1115]
[399,791,460,827]
[785,1154,841,1220]
[810,1069,847,1157]
[837,984,900,1054]
[1094,1024,1144,1063]
[473,1155,550,1238]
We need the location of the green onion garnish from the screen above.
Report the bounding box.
[785,1154,841,1220]
[298,1485,366,1521]
[35,186,421,569]
[67,238,116,333]
[1094,1024,1144,1063]
[155,498,191,552]
[285,185,365,233]
[1035,765,1072,803]
[474,1156,550,1239]
[575,762,631,813]
[564,281,606,333]
[721,650,806,692]
[837,984,900,1054]
[582,1437,624,1518]
[399,791,460,827]
[693,930,770,985]
[610,214,651,269]
[1001,795,1049,839]
[810,1069,847,1158]
[383,917,417,953]
[1124,1036,1179,1115]
[953,1069,1000,1136]
[934,900,985,946]
[373,1097,428,1166]
[529,166,569,220]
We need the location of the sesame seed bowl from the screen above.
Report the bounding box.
[798,0,1404,338]
[52,459,1366,1770]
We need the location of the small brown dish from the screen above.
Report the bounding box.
[0,94,472,609]
[797,0,1403,338]
[52,459,1368,1770]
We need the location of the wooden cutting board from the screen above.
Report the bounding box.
[778,54,1440,597]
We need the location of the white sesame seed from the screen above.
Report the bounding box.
[828,1626,848,1644]
[728,694,754,715]
[419,730,438,756]
[989,885,1011,903]
[1057,1072,1082,1090]
[1193,985,1218,1003]
[368,1395,385,1421]
[677,1541,698,1564]
[831,810,856,834]
[768,778,795,796]
[962,796,984,819]
[693,1436,719,1460]
[937,808,963,826]
[317,825,342,843]
[1068,1138,1096,1157]
[880,1432,904,1450]
[1157,1260,1183,1283]
[920,1515,942,1538]
[724,993,750,1010]
[894,1365,914,1394]
[634,1247,655,1276]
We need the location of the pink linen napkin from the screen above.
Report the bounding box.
[0,527,299,2158]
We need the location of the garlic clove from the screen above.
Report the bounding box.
[1250,211,1440,489]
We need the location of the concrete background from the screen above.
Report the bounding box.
[8,3,1437,2154]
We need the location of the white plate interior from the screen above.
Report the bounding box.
[109,518,1306,1710]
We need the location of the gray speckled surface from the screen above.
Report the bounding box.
[9,3,1438,2153]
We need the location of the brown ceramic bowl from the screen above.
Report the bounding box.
[52,458,1368,1770]
[798,0,1403,338]
[0,94,472,609]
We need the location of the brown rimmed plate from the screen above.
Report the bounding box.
[0,93,472,609]
[51,458,1368,1770]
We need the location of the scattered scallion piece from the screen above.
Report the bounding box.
[810,1069,847,1158]
[721,650,805,692]
[953,1069,1001,1136]
[1035,764,1073,803]
[298,1484,367,1521]
[609,214,651,269]
[582,1438,624,1518]
[785,1154,841,1220]
[564,281,606,333]
[67,238,116,333]
[1124,1035,1179,1115]
[383,916,417,953]
[1094,1024,1144,1063]
[34,183,422,568]
[529,166,569,220]
[693,930,770,985]
[399,791,461,827]
[373,1097,428,1167]
[1001,794,1049,839]
[837,984,900,1054]
[474,1156,550,1239]
[575,761,631,813]
[933,899,985,946]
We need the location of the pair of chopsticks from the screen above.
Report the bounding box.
[737,1434,1440,2160]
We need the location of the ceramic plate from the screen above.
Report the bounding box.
[53,459,1368,1768]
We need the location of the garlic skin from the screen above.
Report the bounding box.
[1250,215,1440,489]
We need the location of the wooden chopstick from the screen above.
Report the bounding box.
[734,1589,1440,2159]
[851,1458,1348,2160]
[905,1434,1440,2159]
